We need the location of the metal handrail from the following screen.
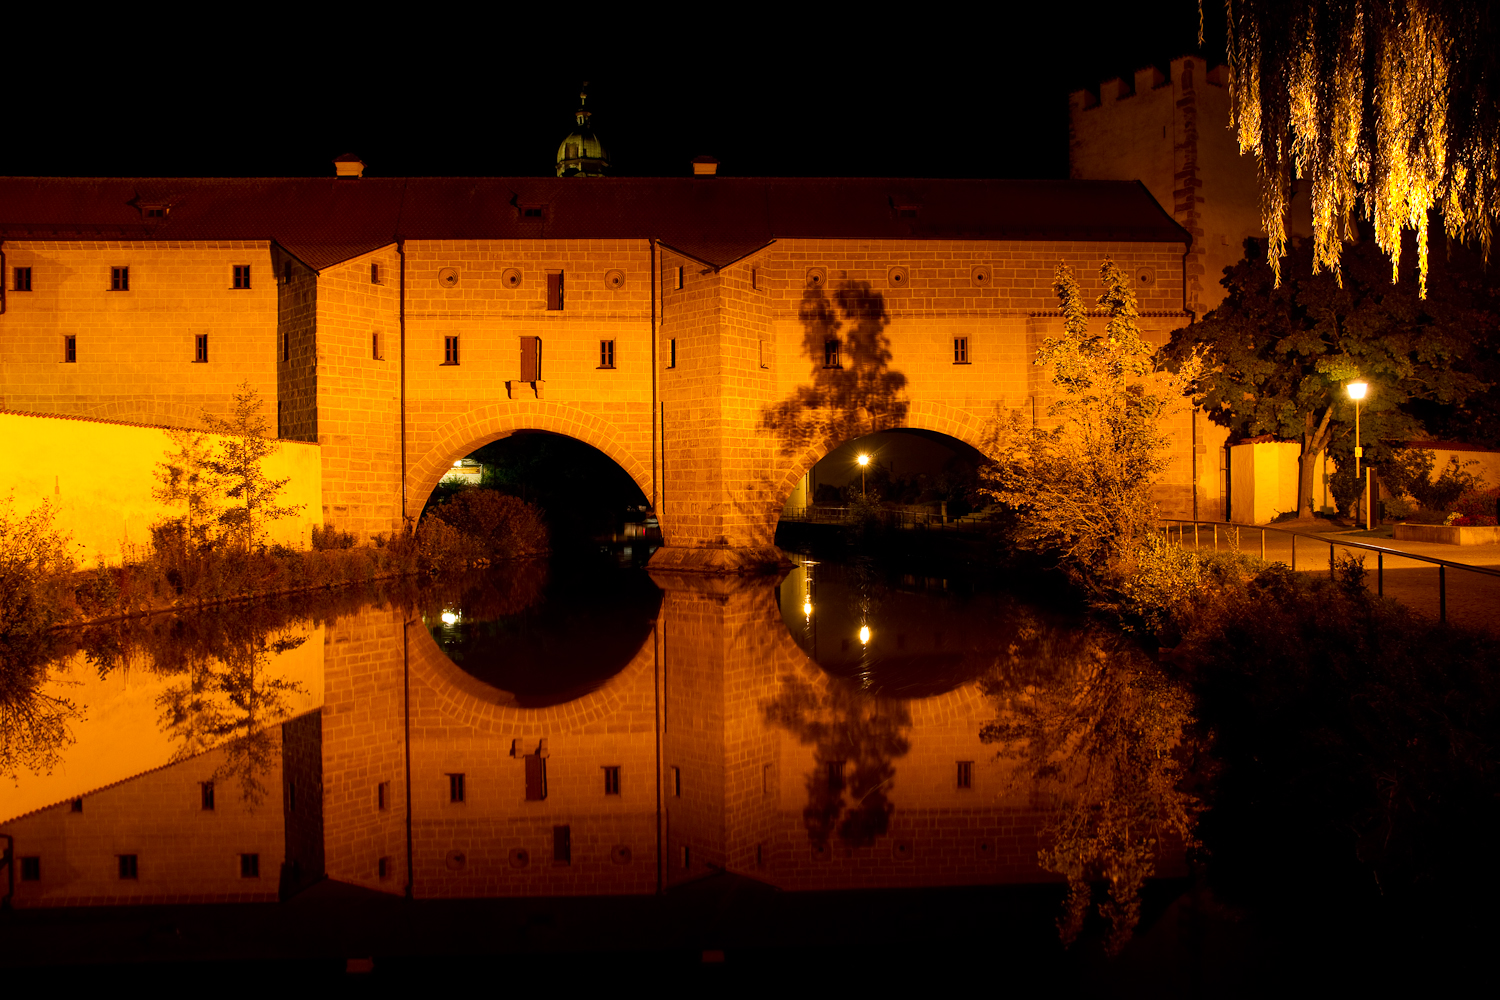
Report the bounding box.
[1159,518,1500,624]
[781,505,990,529]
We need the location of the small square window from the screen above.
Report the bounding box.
[443,336,460,365]
[546,272,564,311]
[378,857,392,880]
[240,853,260,878]
[599,340,616,369]
[13,266,31,291]
[194,334,209,363]
[111,267,129,291]
[370,262,381,284]
[201,781,215,810]
[603,765,621,795]
[448,773,466,803]
[232,265,251,289]
[668,339,677,369]
[522,206,544,219]
[823,339,842,369]
[63,336,76,363]
[21,856,40,881]
[957,760,974,789]
[118,854,139,879]
[377,781,389,810]
[671,766,682,797]
[144,205,167,218]
[954,337,969,364]
[553,825,571,865]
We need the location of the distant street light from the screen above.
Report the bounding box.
[857,453,870,496]
[1348,381,1369,529]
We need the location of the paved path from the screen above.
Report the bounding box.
[1165,520,1500,634]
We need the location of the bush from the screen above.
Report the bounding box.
[311,523,357,550]
[424,489,548,563]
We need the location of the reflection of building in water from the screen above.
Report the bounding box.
[5,573,1088,908]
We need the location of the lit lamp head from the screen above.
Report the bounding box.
[857,454,870,467]
[859,625,871,645]
[1347,381,1368,401]
[803,599,813,616]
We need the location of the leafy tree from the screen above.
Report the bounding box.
[152,427,222,546]
[1217,0,1499,295]
[981,260,1202,583]
[202,382,304,550]
[1166,235,1490,517]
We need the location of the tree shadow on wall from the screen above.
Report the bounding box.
[762,673,912,851]
[761,282,910,458]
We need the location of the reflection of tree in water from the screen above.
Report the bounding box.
[982,628,1202,956]
[761,282,909,456]
[763,674,911,850]
[1,651,83,784]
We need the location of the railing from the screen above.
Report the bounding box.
[1159,518,1500,624]
[781,506,991,530]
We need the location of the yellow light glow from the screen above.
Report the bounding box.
[453,461,462,467]
[803,600,813,616]
[857,454,870,467]
[859,625,870,644]
[441,611,459,625]
[1346,381,1368,400]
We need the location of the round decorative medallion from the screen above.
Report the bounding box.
[971,265,991,286]
[611,845,633,864]
[888,266,910,288]
[1135,266,1157,288]
[605,269,625,290]
[806,267,827,288]
[438,267,459,287]
[508,847,531,869]
[501,267,522,289]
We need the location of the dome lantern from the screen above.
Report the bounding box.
[555,82,610,178]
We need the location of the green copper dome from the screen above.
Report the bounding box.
[555,85,609,177]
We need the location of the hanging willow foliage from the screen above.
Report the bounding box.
[1220,1,1498,297]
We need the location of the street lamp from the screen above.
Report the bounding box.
[1348,381,1369,529]
[857,453,870,496]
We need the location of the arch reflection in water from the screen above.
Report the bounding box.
[422,556,663,708]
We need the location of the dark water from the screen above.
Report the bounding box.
[0,545,1197,972]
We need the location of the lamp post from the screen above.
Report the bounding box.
[857,453,869,497]
[1348,381,1369,528]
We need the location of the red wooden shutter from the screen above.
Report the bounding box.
[525,754,547,800]
[520,336,540,382]
[546,272,563,310]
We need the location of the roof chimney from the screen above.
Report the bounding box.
[333,154,365,178]
[691,155,719,177]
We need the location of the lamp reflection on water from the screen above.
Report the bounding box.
[440,610,460,626]
[859,625,871,645]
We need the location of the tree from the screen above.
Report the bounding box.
[981,260,1202,583]
[202,382,304,550]
[152,427,222,546]
[1166,235,1490,517]
[1219,1,1499,295]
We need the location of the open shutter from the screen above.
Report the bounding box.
[525,753,547,800]
[546,272,563,310]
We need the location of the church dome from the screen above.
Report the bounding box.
[555,86,610,177]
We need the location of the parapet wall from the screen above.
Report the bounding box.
[0,410,323,566]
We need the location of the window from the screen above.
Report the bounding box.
[525,754,547,801]
[520,336,540,381]
[372,332,382,361]
[953,337,969,364]
[118,854,139,879]
[144,205,167,218]
[240,853,260,878]
[277,400,284,438]
[370,262,381,284]
[282,262,294,285]
[111,266,129,291]
[71,798,83,813]
[674,265,684,290]
[201,781,215,810]
[823,339,841,369]
[13,266,31,291]
[750,266,759,291]
[668,339,677,369]
[681,845,691,869]
[232,265,251,289]
[599,340,615,369]
[378,857,392,880]
[553,825,571,865]
[194,334,209,363]
[827,760,846,792]
[758,339,769,369]
[63,336,76,363]
[957,760,974,789]
[546,271,564,311]
[603,766,621,795]
[377,781,389,810]
[448,773,466,803]
[287,780,296,813]
[283,332,290,362]
[762,763,772,797]
[756,844,764,868]
[443,336,459,365]
[671,766,682,797]
[20,857,40,881]
[522,206,544,219]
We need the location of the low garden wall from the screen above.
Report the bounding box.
[1393,523,1500,546]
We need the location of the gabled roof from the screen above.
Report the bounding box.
[0,176,1190,270]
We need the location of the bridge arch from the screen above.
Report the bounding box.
[406,403,653,521]
[766,399,995,514]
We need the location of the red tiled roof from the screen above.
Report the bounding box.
[0,176,1190,269]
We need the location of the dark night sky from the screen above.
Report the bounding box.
[7,5,1222,180]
